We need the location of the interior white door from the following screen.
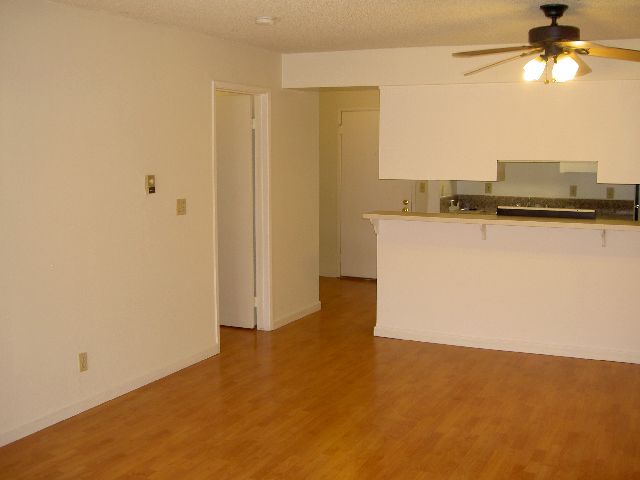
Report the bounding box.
[340,110,414,279]
[215,93,256,328]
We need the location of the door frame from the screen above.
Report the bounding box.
[212,81,272,339]
[337,108,379,277]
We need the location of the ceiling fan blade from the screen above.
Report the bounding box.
[453,45,536,57]
[568,52,592,77]
[561,41,640,62]
[463,49,542,76]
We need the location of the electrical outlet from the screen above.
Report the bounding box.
[606,187,615,199]
[570,185,578,197]
[78,352,88,372]
[485,183,493,194]
[419,182,426,193]
[176,198,187,215]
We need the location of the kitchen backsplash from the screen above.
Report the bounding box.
[441,194,635,219]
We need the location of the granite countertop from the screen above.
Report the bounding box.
[454,208,631,221]
[444,195,635,221]
[363,211,640,232]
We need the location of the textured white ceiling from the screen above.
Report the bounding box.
[52,0,640,53]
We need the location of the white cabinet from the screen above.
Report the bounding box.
[379,81,640,183]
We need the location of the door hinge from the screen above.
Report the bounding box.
[251,118,257,130]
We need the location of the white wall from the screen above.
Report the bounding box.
[318,89,380,277]
[283,41,640,185]
[457,163,636,199]
[271,89,320,326]
[0,0,318,445]
[282,40,640,88]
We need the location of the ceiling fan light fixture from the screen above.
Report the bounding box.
[523,56,547,81]
[452,4,640,82]
[552,54,579,82]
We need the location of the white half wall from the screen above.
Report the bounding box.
[375,218,640,364]
[0,0,318,446]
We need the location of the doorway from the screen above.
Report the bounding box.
[338,109,414,278]
[212,82,271,336]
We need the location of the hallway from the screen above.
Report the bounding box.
[1,278,639,479]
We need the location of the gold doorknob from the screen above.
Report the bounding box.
[402,207,409,213]
[402,199,409,205]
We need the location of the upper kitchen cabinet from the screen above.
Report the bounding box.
[379,84,499,180]
[379,81,640,184]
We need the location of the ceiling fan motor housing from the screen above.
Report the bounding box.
[529,24,580,45]
[529,4,580,45]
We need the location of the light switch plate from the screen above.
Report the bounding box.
[145,175,156,194]
[176,198,187,215]
[570,185,578,197]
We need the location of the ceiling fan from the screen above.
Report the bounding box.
[452,3,640,83]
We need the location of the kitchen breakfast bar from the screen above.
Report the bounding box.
[364,211,640,364]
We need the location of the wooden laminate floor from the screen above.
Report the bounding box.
[1,277,640,479]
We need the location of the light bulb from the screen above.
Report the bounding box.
[523,57,546,81]
[552,54,579,83]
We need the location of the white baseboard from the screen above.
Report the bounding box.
[374,326,640,364]
[319,273,340,278]
[0,344,219,447]
[272,301,321,330]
